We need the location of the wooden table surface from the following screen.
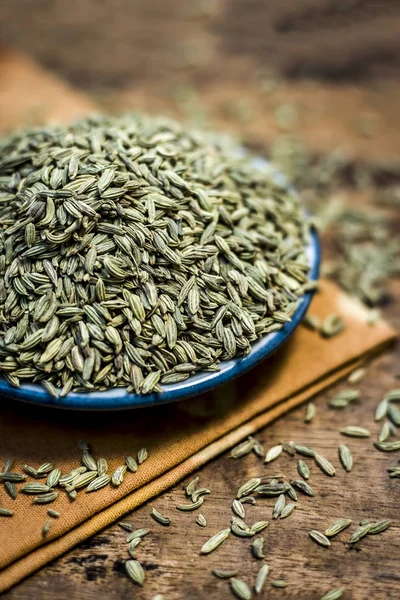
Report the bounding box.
[1,38,400,600]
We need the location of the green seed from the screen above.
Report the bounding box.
[340,426,370,438]
[151,508,171,525]
[200,528,230,554]
[0,507,14,517]
[212,569,238,579]
[314,453,336,477]
[264,445,282,463]
[304,402,316,423]
[368,519,391,534]
[252,537,265,559]
[230,577,252,600]
[297,460,310,480]
[309,530,331,548]
[196,513,207,527]
[325,518,352,537]
[350,523,371,543]
[254,565,269,594]
[125,559,145,586]
[271,580,288,588]
[320,587,345,600]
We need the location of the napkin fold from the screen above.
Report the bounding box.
[0,51,396,592]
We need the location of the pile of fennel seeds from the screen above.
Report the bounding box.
[0,114,312,397]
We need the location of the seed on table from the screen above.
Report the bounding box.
[338,444,353,472]
[264,445,282,463]
[232,499,245,519]
[368,519,391,534]
[304,402,316,423]
[231,439,254,459]
[127,538,143,558]
[320,587,345,600]
[309,530,331,547]
[329,397,351,409]
[176,498,204,511]
[350,523,371,543]
[125,559,145,586]
[251,521,270,534]
[196,514,207,527]
[297,459,310,480]
[340,426,370,438]
[254,565,269,595]
[191,487,211,503]
[280,503,296,519]
[151,508,171,525]
[200,528,231,554]
[48,509,60,518]
[348,368,366,384]
[126,528,150,543]
[294,444,315,457]
[185,476,200,497]
[250,437,265,458]
[374,440,400,452]
[272,494,286,519]
[252,537,265,559]
[212,569,238,579]
[291,480,314,496]
[314,453,336,477]
[241,497,256,505]
[232,520,254,538]
[383,389,400,402]
[375,399,388,421]
[325,518,352,537]
[286,483,298,502]
[387,404,400,426]
[282,442,296,456]
[378,421,391,443]
[230,577,252,600]
[271,580,288,588]
[118,522,134,532]
[0,508,14,517]
[237,478,261,499]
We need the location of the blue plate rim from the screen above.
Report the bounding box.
[0,229,320,411]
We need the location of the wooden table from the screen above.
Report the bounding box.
[1,44,400,600]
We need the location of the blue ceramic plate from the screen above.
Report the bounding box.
[0,158,320,410]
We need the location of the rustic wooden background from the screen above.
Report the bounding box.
[1,2,400,599]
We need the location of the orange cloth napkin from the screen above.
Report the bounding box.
[0,51,396,592]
